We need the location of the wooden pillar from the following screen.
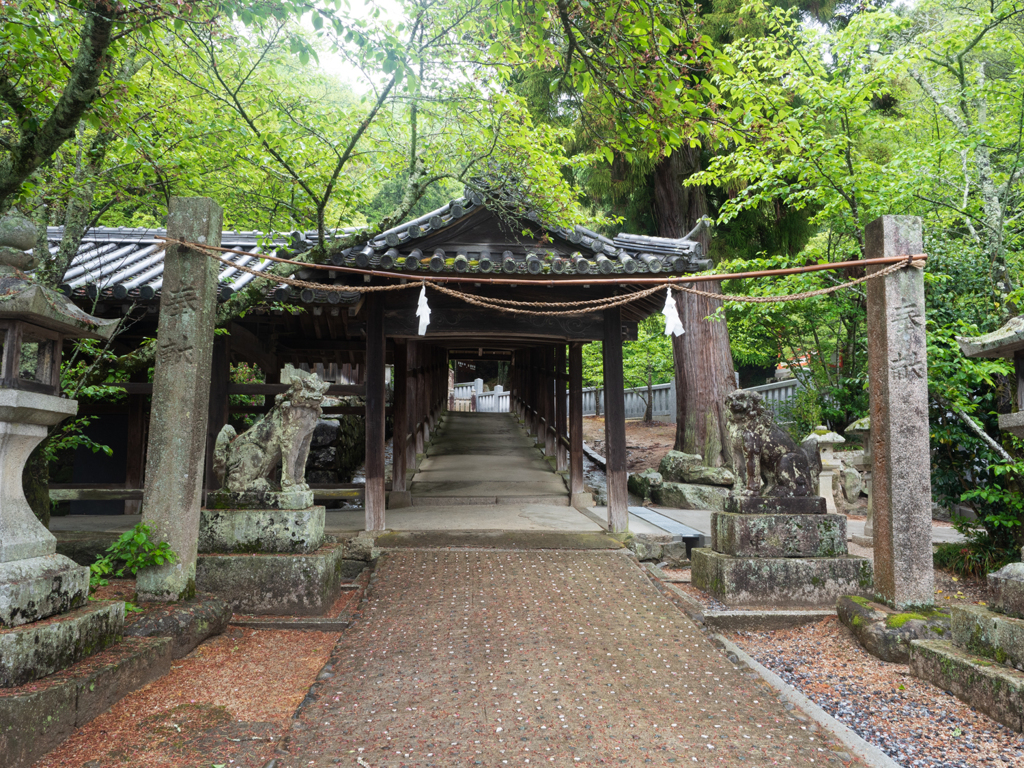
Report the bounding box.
[569,342,587,506]
[364,294,386,531]
[390,340,411,508]
[543,346,556,457]
[603,308,628,532]
[408,343,419,470]
[415,345,426,456]
[205,336,230,492]
[555,345,567,472]
[530,349,541,439]
[124,371,148,514]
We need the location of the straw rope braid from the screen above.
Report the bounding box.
[672,257,921,304]
[161,238,923,316]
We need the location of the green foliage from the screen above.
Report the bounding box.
[774,387,823,442]
[933,539,1018,580]
[89,523,177,589]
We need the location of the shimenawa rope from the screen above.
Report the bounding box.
[157,238,925,317]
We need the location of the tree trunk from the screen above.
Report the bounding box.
[644,369,653,423]
[653,148,736,467]
[672,285,735,467]
[22,442,50,528]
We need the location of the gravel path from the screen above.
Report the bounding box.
[730,618,1024,768]
[283,550,863,766]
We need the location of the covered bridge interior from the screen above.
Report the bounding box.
[53,192,709,532]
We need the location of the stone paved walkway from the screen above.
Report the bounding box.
[283,550,859,767]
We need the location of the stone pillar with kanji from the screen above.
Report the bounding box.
[136,197,222,602]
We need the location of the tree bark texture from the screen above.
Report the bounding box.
[654,148,735,467]
[652,147,709,252]
[0,3,115,210]
[672,285,735,467]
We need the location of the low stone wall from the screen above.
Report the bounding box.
[306,400,369,484]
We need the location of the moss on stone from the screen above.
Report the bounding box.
[176,578,196,601]
[848,595,874,608]
[886,612,928,629]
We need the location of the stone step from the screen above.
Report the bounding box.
[910,638,1024,733]
[410,494,570,507]
[1,602,124,688]
[0,635,172,768]
[951,604,1024,671]
[374,530,625,550]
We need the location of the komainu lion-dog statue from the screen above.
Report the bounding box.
[725,389,821,499]
[213,365,330,494]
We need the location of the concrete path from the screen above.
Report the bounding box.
[282,549,855,767]
[409,412,570,505]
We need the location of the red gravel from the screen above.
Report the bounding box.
[729,618,1024,767]
[282,550,864,766]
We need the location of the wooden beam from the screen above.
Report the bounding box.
[603,308,628,532]
[384,308,637,342]
[104,382,366,397]
[364,293,386,531]
[49,485,145,502]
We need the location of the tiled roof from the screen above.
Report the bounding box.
[339,191,710,276]
[49,226,306,301]
[50,195,710,301]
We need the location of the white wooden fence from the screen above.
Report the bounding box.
[580,377,801,422]
[743,378,802,410]
[451,375,799,420]
[451,378,510,413]
[581,381,677,421]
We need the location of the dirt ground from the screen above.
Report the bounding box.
[582,415,677,473]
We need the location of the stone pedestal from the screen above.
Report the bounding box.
[989,561,1024,619]
[711,511,847,558]
[198,506,325,554]
[0,390,91,630]
[691,549,873,608]
[847,417,874,546]
[206,488,314,510]
[195,543,354,615]
[692,494,872,608]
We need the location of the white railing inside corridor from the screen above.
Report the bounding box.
[450,376,800,419]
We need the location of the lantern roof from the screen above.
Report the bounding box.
[0,213,118,340]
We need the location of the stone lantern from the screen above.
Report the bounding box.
[803,425,845,515]
[958,316,1024,438]
[0,212,118,685]
[845,416,874,546]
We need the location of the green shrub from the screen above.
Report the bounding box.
[933,539,1017,580]
[90,523,177,589]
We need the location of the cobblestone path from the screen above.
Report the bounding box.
[283,550,858,767]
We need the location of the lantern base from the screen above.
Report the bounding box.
[0,553,90,628]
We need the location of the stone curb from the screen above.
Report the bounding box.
[229,618,353,631]
[713,635,901,768]
[703,610,835,631]
[648,568,837,630]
